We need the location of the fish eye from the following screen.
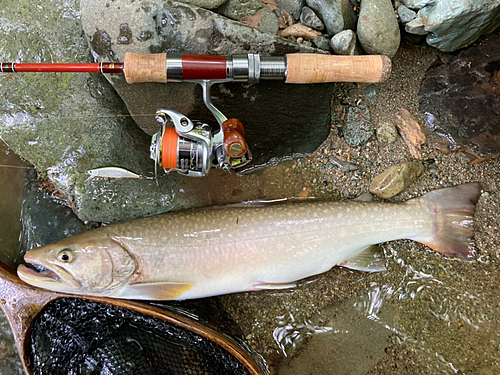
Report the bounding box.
[57,248,74,263]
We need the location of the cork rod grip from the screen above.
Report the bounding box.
[285,54,392,84]
[123,52,167,84]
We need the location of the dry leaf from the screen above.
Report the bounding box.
[298,187,310,198]
[395,108,426,159]
[280,24,322,40]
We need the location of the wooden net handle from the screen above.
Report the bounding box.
[285,54,391,84]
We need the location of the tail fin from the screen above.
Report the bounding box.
[413,182,481,259]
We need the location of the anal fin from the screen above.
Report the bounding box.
[118,281,193,300]
[338,245,386,272]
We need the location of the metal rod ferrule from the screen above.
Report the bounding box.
[166,53,183,82]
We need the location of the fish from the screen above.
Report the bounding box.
[17,182,481,301]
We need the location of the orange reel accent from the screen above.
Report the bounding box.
[222,118,248,158]
[161,127,179,169]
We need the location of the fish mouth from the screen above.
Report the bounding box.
[17,259,82,292]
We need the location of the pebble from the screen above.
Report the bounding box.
[397,5,417,24]
[357,0,401,58]
[300,6,325,30]
[275,0,305,15]
[306,0,344,35]
[328,155,359,172]
[363,84,379,102]
[376,121,398,144]
[343,102,374,147]
[217,0,263,20]
[330,29,357,55]
[177,0,228,9]
[241,8,280,35]
[369,161,425,199]
[313,35,332,51]
[280,23,322,40]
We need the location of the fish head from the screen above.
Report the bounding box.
[17,232,136,296]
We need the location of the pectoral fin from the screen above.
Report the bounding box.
[117,282,193,300]
[339,245,386,272]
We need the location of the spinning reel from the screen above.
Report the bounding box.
[149,79,252,178]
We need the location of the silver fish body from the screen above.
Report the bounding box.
[17,183,480,300]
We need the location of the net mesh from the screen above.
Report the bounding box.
[29,298,254,375]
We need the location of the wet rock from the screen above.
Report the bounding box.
[369,161,425,199]
[280,23,322,39]
[177,0,228,9]
[376,121,398,144]
[313,35,332,51]
[300,6,325,31]
[306,0,344,35]
[343,102,374,147]
[363,83,379,102]
[0,1,161,223]
[80,0,334,177]
[357,0,400,58]
[241,8,280,35]
[330,29,357,55]
[217,0,263,20]
[19,170,86,259]
[405,0,500,52]
[397,5,416,24]
[419,33,500,158]
[275,0,305,15]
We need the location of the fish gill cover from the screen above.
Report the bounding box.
[29,298,253,375]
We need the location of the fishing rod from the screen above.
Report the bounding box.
[2,52,392,178]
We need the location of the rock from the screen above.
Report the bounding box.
[306,0,344,35]
[343,102,374,147]
[405,0,500,52]
[313,35,332,50]
[376,122,398,144]
[363,83,379,102]
[402,0,433,9]
[419,33,500,158]
[216,0,263,20]
[241,8,280,35]
[280,23,323,39]
[300,6,325,30]
[397,5,416,24]
[19,170,86,260]
[330,29,357,55]
[177,0,228,9]
[275,0,305,15]
[80,0,334,177]
[357,0,401,58]
[369,161,425,199]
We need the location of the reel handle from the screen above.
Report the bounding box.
[221,119,248,158]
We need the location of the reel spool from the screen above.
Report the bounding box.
[150,109,251,178]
